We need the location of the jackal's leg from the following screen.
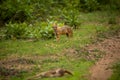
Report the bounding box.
[56,34,60,41]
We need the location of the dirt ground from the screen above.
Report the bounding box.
[87,34,120,80]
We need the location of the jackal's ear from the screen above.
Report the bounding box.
[53,22,57,27]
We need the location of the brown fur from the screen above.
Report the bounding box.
[39,68,73,78]
[53,24,73,41]
[27,68,73,79]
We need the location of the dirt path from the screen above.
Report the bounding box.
[87,36,120,80]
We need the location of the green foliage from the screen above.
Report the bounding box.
[80,0,99,12]
[0,0,33,22]
[0,0,120,24]
[5,21,54,40]
[1,0,120,25]
[109,0,120,10]
[5,22,27,39]
[61,9,81,29]
[40,22,54,39]
[25,25,41,39]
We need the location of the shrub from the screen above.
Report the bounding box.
[40,22,54,39]
[61,9,81,29]
[0,0,33,23]
[5,21,55,40]
[24,22,41,39]
[5,22,27,39]
[80,0,99,12]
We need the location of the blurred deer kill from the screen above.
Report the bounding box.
[27,68,73,80]
[52,24,73,41]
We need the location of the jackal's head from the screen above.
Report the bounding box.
[52,23,57,30]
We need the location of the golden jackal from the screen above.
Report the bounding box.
[52,24,73,41]
[27,68,73,79]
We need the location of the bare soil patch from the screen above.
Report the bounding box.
[0,54,59,77]
[87,36,120,80]
[0,57,35,77]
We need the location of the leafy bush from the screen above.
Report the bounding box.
[40,22,54,39]
[61,9,81,29]
[25,25,41,39]
[5,22,27,39]
[0,0,33,22]
[5,21,55,40]
[0,0,120,24]
[80,0,99,12]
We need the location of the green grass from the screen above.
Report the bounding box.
[0,11,119,80]
[80,10,119,23]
